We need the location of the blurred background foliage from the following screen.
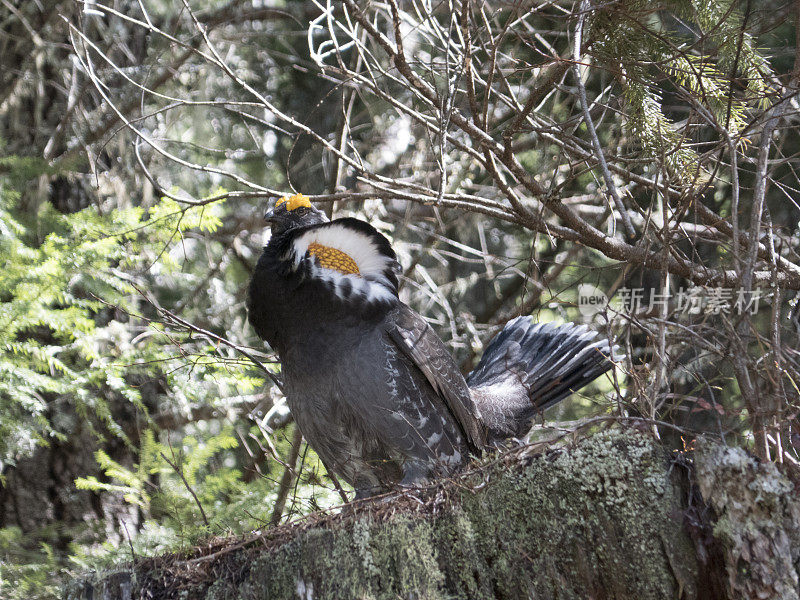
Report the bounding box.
[1,0,798,597]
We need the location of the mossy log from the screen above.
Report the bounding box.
[65,430,799,600]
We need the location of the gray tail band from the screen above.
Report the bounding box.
[467,317,615,437]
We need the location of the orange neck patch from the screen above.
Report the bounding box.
[308,243,360,275]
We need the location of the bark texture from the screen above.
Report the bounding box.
[65,430,799,600]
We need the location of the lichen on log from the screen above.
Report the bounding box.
[65,430,799,600]
[693,439,800,600]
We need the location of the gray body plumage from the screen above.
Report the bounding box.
[249,239,471,496]
[283,313,468,494]
[248,202,614,497]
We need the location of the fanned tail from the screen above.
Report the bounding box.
[467,317,614,441]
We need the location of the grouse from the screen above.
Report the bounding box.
[247,194,614,498]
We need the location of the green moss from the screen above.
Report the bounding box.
[70,431,708,600]
[694,441,800,600]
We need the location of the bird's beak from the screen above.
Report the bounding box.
[264,207,276,223]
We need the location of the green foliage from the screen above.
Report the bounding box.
[0,166,137,459]
[0,157,286,594]
[71,423,343,566]
[0,527,61,600]
[590,0,772,185]
[75,430,163,510]
[75,428,238,545]
[0,162,234,464]
[675,0,772,103]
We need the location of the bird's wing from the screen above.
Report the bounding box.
[386,304,486,450]
[279,218,401,307]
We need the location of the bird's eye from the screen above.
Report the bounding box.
[296,207,309,216]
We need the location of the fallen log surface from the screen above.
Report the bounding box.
[65,430,800,600]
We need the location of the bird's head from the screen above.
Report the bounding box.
[264,193,328,236]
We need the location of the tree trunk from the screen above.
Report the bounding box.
[65,430,800,600]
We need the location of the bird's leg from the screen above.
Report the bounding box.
[353,487,378,501]
[398,460,429,488]
[353,474,384,501]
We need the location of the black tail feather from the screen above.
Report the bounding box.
[467,317,614,440]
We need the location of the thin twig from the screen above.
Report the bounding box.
[572,0,636,240]
[160,450,209,527]
[270,427,304,526]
